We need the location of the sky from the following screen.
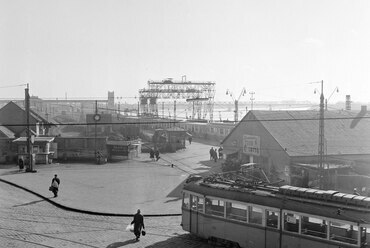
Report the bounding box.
[0,0,369,104]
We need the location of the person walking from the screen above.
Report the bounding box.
[149,148,155,161]
[209,147,214,161]
[50,174,60,198]
[213,149,218,162]
[131,209,145,241]
[188,136,192,144]
[218,147,223,160]
[155,149,160,161]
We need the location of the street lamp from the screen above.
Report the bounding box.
[311,81,338,189]
[226,87,247,122]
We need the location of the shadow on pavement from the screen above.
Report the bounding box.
[145,233,211,248]
[12,198,50,207]
[106,239,138,248]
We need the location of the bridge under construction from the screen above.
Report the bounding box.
[138,77,216,121]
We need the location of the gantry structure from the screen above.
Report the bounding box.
[139,78,216,121]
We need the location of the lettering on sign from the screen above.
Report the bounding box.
[242,135,260,156]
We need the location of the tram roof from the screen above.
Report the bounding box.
[183,180,370,224]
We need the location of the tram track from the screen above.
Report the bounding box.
[0,226,101,248]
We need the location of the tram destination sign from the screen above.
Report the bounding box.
[242,135,260,156]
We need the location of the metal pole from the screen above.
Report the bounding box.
[250,91,255,110]
[25,84,32,172]
[318,80,325,189]
[174,100,176,127]
[95,100,97,161]
[234,100,238,122]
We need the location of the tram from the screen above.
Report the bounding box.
[182,175,370,248]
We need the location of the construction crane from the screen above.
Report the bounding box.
[138,77,216,121]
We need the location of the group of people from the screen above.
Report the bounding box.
[209,147,223,162]
[149,148,160,161]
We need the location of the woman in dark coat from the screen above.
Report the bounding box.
[131,209,145,241]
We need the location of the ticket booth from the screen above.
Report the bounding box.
[13,137,55,165]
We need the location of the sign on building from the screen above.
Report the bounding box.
[242,135,260,156]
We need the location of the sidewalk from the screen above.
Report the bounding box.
[0,141,219,216]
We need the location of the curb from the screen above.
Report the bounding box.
[0,178,182,217]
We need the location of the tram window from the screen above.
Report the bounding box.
[190,195,197,211]
[301,216,327,239]
[205,198,225,217]
[197,197,204,213]
[266,210,279,228]
[360,227,367,244]
[330,222,358,245]
[283,213,300,233]
[226,202,247,222]
[183,192,190,209]
[249,206,263,225]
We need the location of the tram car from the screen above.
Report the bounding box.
[182,175,370,248]
[177,120,235,141]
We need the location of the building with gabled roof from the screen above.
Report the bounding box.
[221,108,370,191]
[0,101,58,137]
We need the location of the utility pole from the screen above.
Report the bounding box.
[173,100,176,127]
[94,100,98,162]
[25,84,33,172]
[312,81,338,189]
[318,80,325,189]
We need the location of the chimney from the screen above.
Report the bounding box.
[345,95,351,110]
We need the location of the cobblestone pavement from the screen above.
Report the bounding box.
[0,182,213,248]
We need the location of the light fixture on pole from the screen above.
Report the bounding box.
[226,87,247,122]
[311,81,338,189]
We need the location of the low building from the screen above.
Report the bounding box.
[12,137,55,164]
[221,109,370,192]
[0,101,58,165]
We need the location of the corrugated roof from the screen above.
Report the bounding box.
[250,110,370,156]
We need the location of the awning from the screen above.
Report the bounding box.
[13,137,55,143]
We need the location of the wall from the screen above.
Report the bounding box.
[222,113,291,183]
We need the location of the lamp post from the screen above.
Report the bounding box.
[226,87,247,122]
[249,91,255,110]
[311,81,338,189]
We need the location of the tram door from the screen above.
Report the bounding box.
[189,195,200,235]
[360,226,368,247]
[265,210,280,248]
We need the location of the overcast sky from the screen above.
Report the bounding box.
[1,0,369,104]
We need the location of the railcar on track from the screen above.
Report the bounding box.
[182,175,370,248]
